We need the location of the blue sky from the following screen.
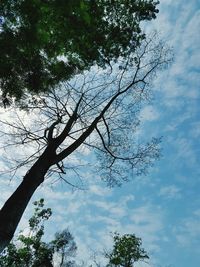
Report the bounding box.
[0,1,200,267]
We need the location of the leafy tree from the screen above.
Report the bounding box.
[0,0,159,99]
[106,233,149,267]
[0,199,77,267]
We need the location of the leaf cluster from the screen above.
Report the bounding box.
[0,0,159,99]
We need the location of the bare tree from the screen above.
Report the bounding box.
[0,34,171,252]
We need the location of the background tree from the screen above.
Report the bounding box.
[105,233,149,267]
[0,0,159,100]
[0,32,171,252]
[0,199,77,267]
[52,230,77,267]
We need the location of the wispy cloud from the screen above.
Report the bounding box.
[140,106,160,122]
[159,185,181,199]
[174,210,200,249]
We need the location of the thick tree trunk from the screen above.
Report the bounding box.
[0,150,53,253]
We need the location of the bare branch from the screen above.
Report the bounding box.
[0,33,171,185]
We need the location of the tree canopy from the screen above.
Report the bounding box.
[0,0,159,99]
[106,233,149,267]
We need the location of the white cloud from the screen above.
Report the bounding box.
[150,0,200,116]
[181,9,200,52]
[159,185,181,199]
[140,106,160,122]
[175,137,197,166]
[174,210,200,248]
[190,122,200,138]
[89,184,112,197]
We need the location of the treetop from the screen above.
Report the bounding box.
[0,0,159,99]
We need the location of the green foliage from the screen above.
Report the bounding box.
[0,199,76,267]
[0,200,150,267]
[0,0,159,99]
[106,232,149,267]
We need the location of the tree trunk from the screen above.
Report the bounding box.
[0,151,52,253]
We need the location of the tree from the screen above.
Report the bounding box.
[0,199,77,267]
[105,233,149,267]
[0,31,171,252]
[0,0,159,100]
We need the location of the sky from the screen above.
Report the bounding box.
[0,0,200,267]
